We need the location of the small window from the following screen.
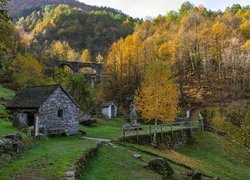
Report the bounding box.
[58,109,63,118]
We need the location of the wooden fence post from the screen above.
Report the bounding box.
[190,121,193,136]
[160,124,163,142]
[180,122,183,140]
[136,126,139,144]
[149,125,152,144]
[170,124,173,141]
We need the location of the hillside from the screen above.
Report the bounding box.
[7,0,123,20]
[177,132,250,179]
[125,131,250,179]
[104,3,250,105]
[6,0,139,58]
[0,86,17,136]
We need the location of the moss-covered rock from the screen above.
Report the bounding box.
[147,158,174,179]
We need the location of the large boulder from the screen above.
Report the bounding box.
[147,158,174,178]
[0,138,13,152]
[79,114,96,126]
[0,133,24,154]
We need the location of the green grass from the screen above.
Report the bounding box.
[81,143,208,180]
[81,144,162,180]
[0,104,5,113]
[0,86,15,101]
[0,119,18,137]
[0,136,98,179]
[80,117,127,140]
[121,131,250,179]
[0,86,17,137]
[177,131,250,179]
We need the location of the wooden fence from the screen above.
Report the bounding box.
[122,119,204,144]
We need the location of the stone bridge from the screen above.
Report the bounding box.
[51,60,102,81]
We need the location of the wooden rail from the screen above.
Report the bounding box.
[122,119,204,144]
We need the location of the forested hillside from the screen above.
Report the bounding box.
[7,0,122,20]
[6,0,139,59]
[104,2,250,105]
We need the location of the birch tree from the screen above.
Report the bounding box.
[135,61,179,143]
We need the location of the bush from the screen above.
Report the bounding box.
[206,106,249,147]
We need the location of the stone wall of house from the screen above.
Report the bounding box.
[39,87,79,135]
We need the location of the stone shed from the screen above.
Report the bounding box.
[6,85,79,136]
[101,101,117,119]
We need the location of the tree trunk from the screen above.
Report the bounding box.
[153,119,158,144]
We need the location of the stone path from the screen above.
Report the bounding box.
[81,136,112,142]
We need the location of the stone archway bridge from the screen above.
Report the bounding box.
[50,60,102,81]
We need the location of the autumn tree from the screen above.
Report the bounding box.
[79,49,91,62]
[10,53,46,88]
[47,40,76,61]
[135,61,179,143]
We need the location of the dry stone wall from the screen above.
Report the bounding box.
[39,88,79,135]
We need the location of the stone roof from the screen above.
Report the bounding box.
[6,85,78,110]
[101,101,117,108]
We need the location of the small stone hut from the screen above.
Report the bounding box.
[101,101,117,119]
[6,85,79,136]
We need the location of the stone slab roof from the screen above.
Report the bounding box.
[6,85,78,110]
[101,101,117,108]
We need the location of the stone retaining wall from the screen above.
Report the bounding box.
[64,142,103,180]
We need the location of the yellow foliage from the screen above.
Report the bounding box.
[48,41,76,61]
[80,49,91,62]
[239,20,250,40]
[135,61,179,124]
[157,41,176,64]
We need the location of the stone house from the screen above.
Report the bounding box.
[101,101,117,119]
[6,85,79,136]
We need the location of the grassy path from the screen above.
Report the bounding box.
[81,143,162,180]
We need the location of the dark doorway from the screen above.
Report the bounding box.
[27,112,35,127]
[111,105,116,117]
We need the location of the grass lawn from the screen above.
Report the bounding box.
[176,131,250,179]
[80,117,127,140]
[81,143,207,180]
[0,136,98,179]
[81,143,162,180]
[0,119,18,137]
[0,86,15,101]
